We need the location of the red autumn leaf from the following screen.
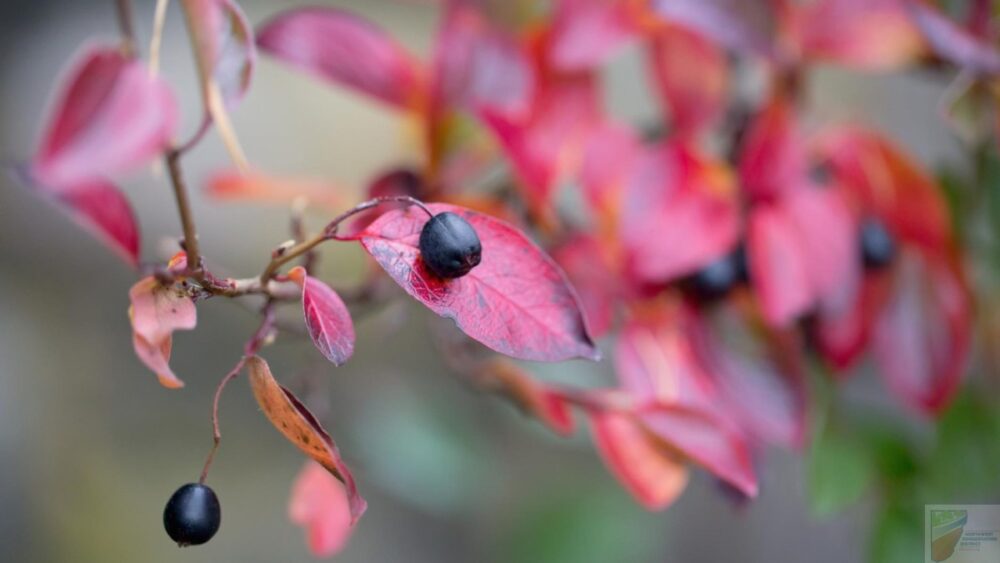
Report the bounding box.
[747,203,813,326]
[872,251,971,415]
[50,179,140,267]
[248,356,367,522]
[257,7,424,110]
[547,0,639,71]
[816,127,952,253]
[906,1,1000,74]
[180,0,256,108]
[289,267,356,366]
[636,403,758,497]
[651,0,776,58]
[352,203,599,362]
[128,277,197,388]
[205,169,350,209]
[792,0,925,70]
[687,303,808,448]
[647,25,728,138]
[431,1,534,118]
[614,306,715,410]
[738,98,807,202]
[578,120,640,222]
[813,273,892,371]
[31,45,177,188]
[289,461,355,558]
[479,71,601,211]
[620,142,740,283]
[481,359,574,436]
[590,411,689,510]
[551,234,618,338]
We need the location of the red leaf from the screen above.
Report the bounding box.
[551,234,618,338]
[291,268,356,366]
[31,45,177,188]
[431,1,534,118]
[651,0,776,58]
[353,203,599,362]
[590,411,689,510]
[578,120,640,222]
[738,98,807,202]
[257,7,424,110]
[52,179,140,267]
[872,251,971,414]
[289,461,355,558]
[180,0,256,107]
[647,25,728,138]
[792,0,925,70]
[747,203,813,326]
[248,356,367,522]
[479,72,600,211]
[128,277,197,388]
[620,143,740,283]
[906,1,1000,74]
[687,304,808,448]
[482,359,575,436]
[813,274,891,371]
[637,403,758,497]
[547,0,639,71]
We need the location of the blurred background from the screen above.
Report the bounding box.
[0,1,996,562]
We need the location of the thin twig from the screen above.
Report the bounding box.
[148,0,169,77]
[114,0,137,58]
[164,149,201,276]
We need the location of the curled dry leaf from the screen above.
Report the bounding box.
[289,461,355,558]
[247,356,367,522]
[289,267,355,366]
[128,277,197,388]
[352,203,599,362]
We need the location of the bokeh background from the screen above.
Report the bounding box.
[0,1,995,562]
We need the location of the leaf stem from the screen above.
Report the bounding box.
[114,0,138,58]
[165,149,202,277]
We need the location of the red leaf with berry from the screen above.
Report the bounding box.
[352,203,599,362]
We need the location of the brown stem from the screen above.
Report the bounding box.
[165,149,202,277]
[198,304,276,484]
[258,195,434,283]
[114,0,137,58]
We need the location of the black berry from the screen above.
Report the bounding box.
[163,483,221,547]
[419,212,482,278]
[684,247,747,301]
[860,218,896,269]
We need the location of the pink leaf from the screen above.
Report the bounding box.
[128,277,197,388]
[647,25,728,138]
[257,7,424,109]
[906,1,1000,74]
[793,0,925,70]
[483,359,575,436]
[353,204,599,362]
[738,98,807,202]
[547,0,639,71]
[432,1,534,117]
[289,461,355,558]
[551,234,618,338]
[52,179,140,267]
[637,403,758,497]
[650,0,776,58]
[578,120,640,220]
[31,45,177,188]
[620,143,740,283]
[291,268,356,366]
[873,251,971,414]
[687,305,807,448]
[181,0,256,107]
[248,356,367,522]
[747,203,812,326]
[590,411,689,510]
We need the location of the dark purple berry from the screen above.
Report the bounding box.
[163,483,221,547]
[419,212,482,278]
[685,247,746,301]
[860,218,896,269]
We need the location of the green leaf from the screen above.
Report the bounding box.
[807,420,875,517]
[869,503,923,563]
